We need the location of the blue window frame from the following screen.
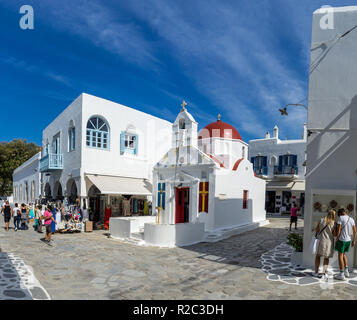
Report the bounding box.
[251,156,268,175]
[120,131,138,155]
[86,117,109,149]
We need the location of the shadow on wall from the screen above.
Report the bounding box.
[213,198,253,229]
[307,94,357,180]
[181,221,289,269]
[0,251,33,300]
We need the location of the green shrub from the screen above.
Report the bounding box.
[287,233,303,252]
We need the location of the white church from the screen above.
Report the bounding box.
[111,103,268,247]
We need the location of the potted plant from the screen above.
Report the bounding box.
[287,233,303,265]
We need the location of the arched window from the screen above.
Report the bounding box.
[69,120,75,152]
[86,116,109,149]
[179,118,186,129]
[31,181,36,202]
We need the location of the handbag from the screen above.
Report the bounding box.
[310,222,329,254]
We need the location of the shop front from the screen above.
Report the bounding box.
[85,174,153,227]
[266,180,305,215]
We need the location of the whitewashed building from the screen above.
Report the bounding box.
[110,106,268,247]
[16,93,172,223]
[13,152,41,204]
[249,125,307,214]
[303,6,357,268]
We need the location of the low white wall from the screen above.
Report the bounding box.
[109,216,156,239]
[130,216,156,233]
[110,218,131,239]
[144,223,205,247]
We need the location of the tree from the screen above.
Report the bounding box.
[0,139,41,196]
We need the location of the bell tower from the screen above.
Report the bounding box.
[171,101,198,148]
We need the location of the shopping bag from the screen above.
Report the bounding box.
[309,235,319,254]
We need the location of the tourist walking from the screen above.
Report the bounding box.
[33,204,41,231]
[51,205,57,234]
[334,208,356,280]
[12,203,21,231]
[44,205,57,243]
[2,201,12,231]
[312,210,337,279]
[20,203,29,230]
[289,203,298,231]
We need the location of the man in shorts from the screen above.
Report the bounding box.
[335,208,356,280]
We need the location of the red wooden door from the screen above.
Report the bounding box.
[175,187,189,223]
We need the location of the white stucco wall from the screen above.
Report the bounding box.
[213,159,266,229]
[144,222,205,247]
[80,93,172,196]
[40,93,172,199]
[303,6,357,267]
[13,152,41,204]
[42,94,83,199]
[199,138,248,170]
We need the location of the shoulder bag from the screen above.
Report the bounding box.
[309,222,329,254]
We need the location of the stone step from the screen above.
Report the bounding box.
[131,232,144,240]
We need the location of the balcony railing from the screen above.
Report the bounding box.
[254,166,268,176]
[273,165,298,176]
[40,153,63,172]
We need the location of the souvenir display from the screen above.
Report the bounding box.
[58,205,83,233]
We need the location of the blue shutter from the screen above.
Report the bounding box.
[120,131,125,153]
[134,135,138,155]
[278,155,283,166]
[157,183,166,209]
[162,183,165,210]
[263,156,267,167]
[251,157,255,168]
[293,155,297,165]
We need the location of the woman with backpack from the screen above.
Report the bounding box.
[313,209,337,279]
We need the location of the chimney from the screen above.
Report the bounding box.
[273,125,279,138]
[265,131,270,139]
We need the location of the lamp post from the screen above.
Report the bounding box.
[279,103,307,116]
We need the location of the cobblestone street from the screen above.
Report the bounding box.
[1,217,357,300]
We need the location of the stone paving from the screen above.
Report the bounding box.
[261,242,357,287]
[1,217,357,299]
[0,251,50,300]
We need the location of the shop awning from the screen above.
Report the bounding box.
[291,181,305,191]
[266,181,294,190]
[86,174,152,196]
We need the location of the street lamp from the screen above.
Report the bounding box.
[279,103,307,116]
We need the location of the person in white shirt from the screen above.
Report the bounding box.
[12,203,21,231]
[335,208,357,280]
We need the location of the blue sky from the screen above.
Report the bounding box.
[1,0,356,145]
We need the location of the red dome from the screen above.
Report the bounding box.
[198,120,242,140]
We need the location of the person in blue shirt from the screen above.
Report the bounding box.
[51,205,57,234]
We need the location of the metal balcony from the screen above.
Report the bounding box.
[254,166,268,177]
[273,165,298,177]
[40,153,64,172]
